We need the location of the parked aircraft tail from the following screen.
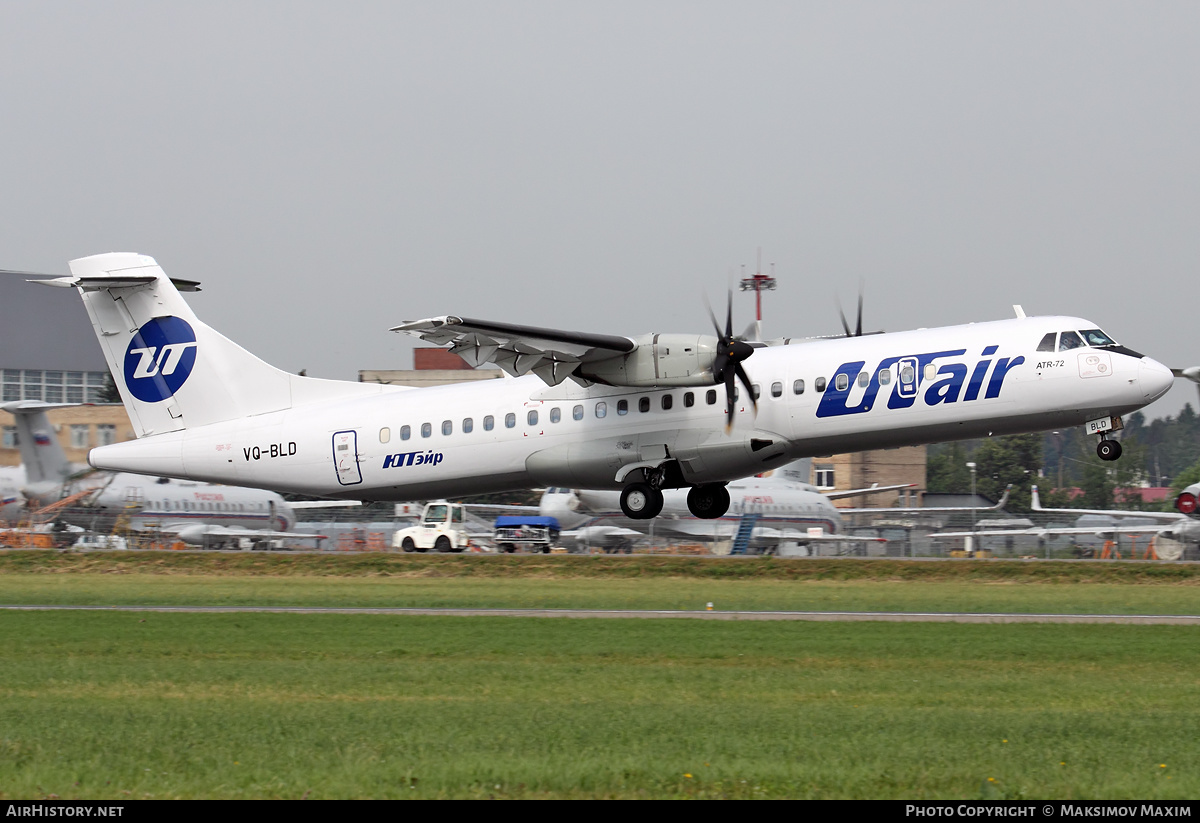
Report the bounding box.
[38,253,394,439]
[0,402,73,486]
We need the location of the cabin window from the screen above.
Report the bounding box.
[751,384,761,400]
[771,382,782,398]
[573,405,584,421]
[1058,331,1084,351]
[400,425,411,440]
[379,427,390,444]
[879,369,891,386]
[595,402,607,418]
[550,407,561,423]
[505,413,516,428]
[1037,333,1057,352]
[421,422,432,438]
[617,399,628,416]
[684,391,694,407]
[900,365,915,384]
[835,374,849,392]
[815,377,826,392]
[662,394,673,410]
[639,397,650,413]
[463,417,473,433]
[857,371,870,388]
[483,416,494,431]
[441,420,453,436]
[793,379,804,395]
[706,389,717,405]
[527,410,538,426]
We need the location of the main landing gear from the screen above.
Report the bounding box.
[618,479,731,520]
[620,482,663,520]
[686,484,730,519]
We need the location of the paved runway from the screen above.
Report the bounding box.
[3,604,1200,624]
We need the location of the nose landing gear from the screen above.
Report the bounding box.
[1096,437,1122,462]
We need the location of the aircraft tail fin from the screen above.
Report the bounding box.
[0,402,73,486]
[44,253,391,438]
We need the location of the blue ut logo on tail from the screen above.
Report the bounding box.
[123,316,198,402]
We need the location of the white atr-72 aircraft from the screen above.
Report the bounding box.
[39,253,1173,520]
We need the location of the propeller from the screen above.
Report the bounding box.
[835,282,865,337]
[1171,367,1200,409]
[706,290,757,431]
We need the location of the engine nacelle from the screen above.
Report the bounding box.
[578,334,718,388]
[1176,485,1199,515]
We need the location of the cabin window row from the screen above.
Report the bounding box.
[374,371,890,444]
[149,501,268,512]
[375,390,738,443]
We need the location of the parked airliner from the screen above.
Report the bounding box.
[42,253,1173,520]
[0,464,23,524]
[1,401,318,547]
[542,461,1009,553]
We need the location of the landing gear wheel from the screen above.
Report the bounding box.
[620,482,664,520]
[687,484,730,519]
[401,537,417,553]
[1097,439,1122,461]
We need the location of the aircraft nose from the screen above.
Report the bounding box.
[1139,357,1174,401]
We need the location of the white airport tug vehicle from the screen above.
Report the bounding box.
[392,501,469,553]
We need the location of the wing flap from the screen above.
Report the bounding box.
[392,316,636,385]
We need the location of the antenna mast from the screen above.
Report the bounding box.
[738,247,777,339]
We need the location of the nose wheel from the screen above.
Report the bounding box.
[1096,438,1122,462]
[620,482,664,520]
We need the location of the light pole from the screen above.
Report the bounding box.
[967,462,977,556]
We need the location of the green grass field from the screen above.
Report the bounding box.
[1,551,1198,799]
[4,574,1200,616]
[1,551,1199,615]
[1,612,1197,799]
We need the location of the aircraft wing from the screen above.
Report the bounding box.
[933,525,1167,539]
[825,483,915,501]
[660,520,736,539]
[1030,486,1183,521]
[391,316,635,385]
[166,525,326,542]
[850,485,1013,513]
[563,526,642,539]
[752,526,887,544]
[463,503,543,513]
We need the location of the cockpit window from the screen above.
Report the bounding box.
[1036,333,1056,352]
[1079,329,1116,347]
[1058,331,1084,351]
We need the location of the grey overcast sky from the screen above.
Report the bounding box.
[2,2,1198,420]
